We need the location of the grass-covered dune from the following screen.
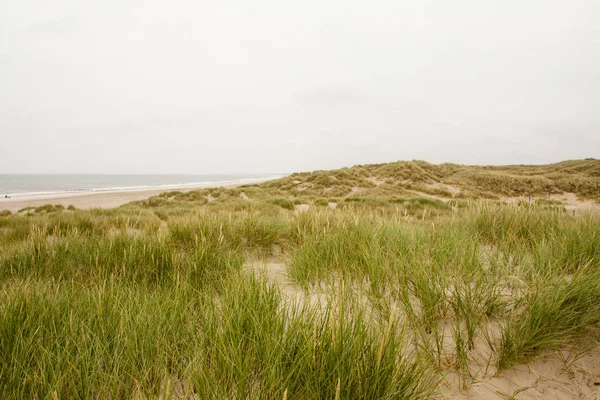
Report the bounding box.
[1,159,599,399]
[260,158,600,199]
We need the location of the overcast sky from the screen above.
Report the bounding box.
[1,0,599,174]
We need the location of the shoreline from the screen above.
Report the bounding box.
[0,177,276,213]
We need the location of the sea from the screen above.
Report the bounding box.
[0,174,282,197]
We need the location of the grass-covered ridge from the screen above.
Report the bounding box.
[0,159,599,399]
[260,158,600,199]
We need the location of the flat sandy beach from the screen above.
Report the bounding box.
[0,177,274,213]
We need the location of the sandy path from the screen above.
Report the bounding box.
[550,193,600,215]
[0,177,273,213]
[504,193,600,215]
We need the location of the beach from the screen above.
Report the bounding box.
[0,177,274,213]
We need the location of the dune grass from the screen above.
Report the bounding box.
[0,166,599,398]
[287,203,600,381]
[259,158,600,199]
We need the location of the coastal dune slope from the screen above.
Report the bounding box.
[260,158,600,200]
[2,159,598,214]
[0,159,599,399]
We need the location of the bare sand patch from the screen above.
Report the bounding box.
[504,192,600,215]
[442,347,600,399]
[550,193,600,215]
[294,204,310,214]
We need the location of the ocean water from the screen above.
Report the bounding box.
[0,174,281,197]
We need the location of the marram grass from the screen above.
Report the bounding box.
[0,187,599,398]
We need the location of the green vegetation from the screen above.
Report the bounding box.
[0,159,599,398]
[260,158,600,199]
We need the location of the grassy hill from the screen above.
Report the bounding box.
[260,158,600,199]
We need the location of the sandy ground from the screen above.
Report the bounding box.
[549,193,600,216]
[443,348,600,399]
[0,177,273,213]
[247,259,600,400]
[504,193,600,215]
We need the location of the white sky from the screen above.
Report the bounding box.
[1,0,599,174]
